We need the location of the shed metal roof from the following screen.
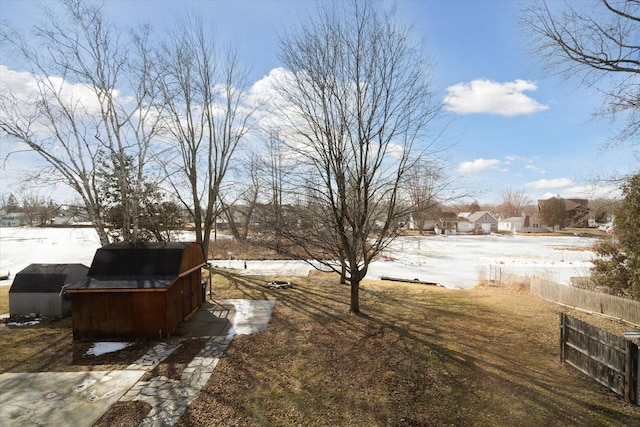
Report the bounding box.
[9,264,89,293]
[88,242,194,276]
[65,275,177,291]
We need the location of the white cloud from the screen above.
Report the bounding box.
[525,178,574,189]
[443,79,549,116]
[0,65,116,114]
[525,164,546,174]
[504,155,517,164]
[387,142,406,158]
[457,158,501,173]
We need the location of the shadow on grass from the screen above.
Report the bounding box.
[179,270,640,426]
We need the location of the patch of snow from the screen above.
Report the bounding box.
[225,299,275,340]
[6,320,40,327]
[85,342,132,356]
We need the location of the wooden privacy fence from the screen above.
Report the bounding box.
[531,277,640,326]
[559,313,638,404]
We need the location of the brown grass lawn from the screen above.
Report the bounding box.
[0,285,8,314]
[176,270,640,426]
[1,270,639,426]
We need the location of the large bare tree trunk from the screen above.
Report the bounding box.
[272,1,442,314]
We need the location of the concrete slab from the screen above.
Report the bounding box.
[0,299,275,427]
[0,370,146,427]
[174,299,274,339]
[174,300,233,338]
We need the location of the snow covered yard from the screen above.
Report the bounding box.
[371,234,596,288]
[0,227,597,290]
[0,227,101,284]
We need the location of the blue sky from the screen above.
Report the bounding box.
[1,0,637,205]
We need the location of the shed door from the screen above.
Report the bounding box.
[481,223,492,233]
[181,274,199,319]
[190,273,199,313]
[181,278,191,319]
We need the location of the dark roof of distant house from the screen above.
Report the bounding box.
[88,242,195,277]
[537,198,589,211]
[438,211,458,220]
[564,199,589,212]
[9,263,89,293]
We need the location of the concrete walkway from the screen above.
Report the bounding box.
[0,299,274,427]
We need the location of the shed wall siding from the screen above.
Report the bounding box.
[132,292,167,338]
[72,293,134,340]
[9,293,70,318]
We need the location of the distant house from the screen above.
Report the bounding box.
[457,211,498,234]
[405,208,460,234]
[65,242,207,340]
[0,212,29,227]
[563,199,590,228]
[9,264,89,318]
[537,198,590,228]
[498,215,543,233]
[434,211,459,235]
[50,207,91,226]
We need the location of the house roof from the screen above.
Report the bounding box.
[87,242,195,277]
[564,199,589,212]
[466,211,497,223]
[9,264,89,293]
[537,198,588,212]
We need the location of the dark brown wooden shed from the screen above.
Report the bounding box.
[65,242,206,340]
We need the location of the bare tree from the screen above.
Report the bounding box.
[222,153,262,241]
[523,0,640,144]
[0,0,162,244]
[589,197,622,223]
[21,194,58,226]
[0,194,20,214]
[405,159,466,233]
[259,132,291,252]
[539,196,567,230]
[273,1,440,313]
[159,15,254,257]
[499,188,532,218]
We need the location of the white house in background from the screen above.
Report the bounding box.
[0,212,29,227]
[457,211,498,234]
[498,215,543,233]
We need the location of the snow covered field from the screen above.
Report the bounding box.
[0,227,597,289]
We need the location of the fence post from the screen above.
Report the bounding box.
[625,339,638,404]
[559,313,565,363]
